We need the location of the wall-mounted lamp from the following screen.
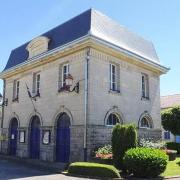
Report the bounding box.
[65,74,79,93]
[0,93,8,106]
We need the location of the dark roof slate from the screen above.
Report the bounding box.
[4,9,159,71]
[5,9,91,70]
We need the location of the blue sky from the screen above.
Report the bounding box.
[0,0,179,96]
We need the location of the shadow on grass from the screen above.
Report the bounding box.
[176,161,180,166]
[119,171,164,180]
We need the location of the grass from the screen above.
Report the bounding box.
[161,157,180,177]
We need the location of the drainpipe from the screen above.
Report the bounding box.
[1,79,6,153]
[84,48,90,161]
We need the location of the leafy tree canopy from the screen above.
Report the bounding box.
[161,106,180,135]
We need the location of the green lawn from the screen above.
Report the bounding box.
[161,157,180,177]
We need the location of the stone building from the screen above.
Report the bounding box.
[0,9,169,162]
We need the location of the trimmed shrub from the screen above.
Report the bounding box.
[166,142,180,154]
[68,162,120,178]
[124,147,168,178]
[112,124,137,169]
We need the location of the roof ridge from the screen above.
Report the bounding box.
[161,94,180,97]
[10,9,93,52]
[3,8,163,71]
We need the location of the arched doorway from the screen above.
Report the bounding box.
[29,115,41,159]
[9,118,18,155]
[56,112,70,162]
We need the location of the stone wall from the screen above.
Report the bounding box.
[88,49,161,129]
[3,50,86,129]
[1,47,162,162]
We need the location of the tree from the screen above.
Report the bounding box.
[161,106,180,135]
[111,124,137,169]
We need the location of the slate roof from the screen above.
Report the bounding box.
[4,8,160,71]
[161,94,180,109]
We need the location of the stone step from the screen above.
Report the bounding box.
[0,154,68,172]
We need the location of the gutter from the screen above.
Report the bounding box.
[0,34,169,78]
[83,47,90,161]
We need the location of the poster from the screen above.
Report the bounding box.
[19,131,25,143]
[42,130,50,145]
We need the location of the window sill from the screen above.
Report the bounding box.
[32,93,40,100]
[12,98,19,103]
[109,90,120,95]
[105,125,115,128]
[139,127,152,130]
[58,86,70,93]
[141,97,150,101]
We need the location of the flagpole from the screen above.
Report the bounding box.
[25,83,36,113]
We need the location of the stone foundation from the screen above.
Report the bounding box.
[138,128,162,140]
[0,125,162,162]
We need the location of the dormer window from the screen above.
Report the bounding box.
[26,36,50,58]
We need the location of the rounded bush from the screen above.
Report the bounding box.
[68,162,120,178]
[123,147,168,178]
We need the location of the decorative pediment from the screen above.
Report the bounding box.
[26,36,50,58]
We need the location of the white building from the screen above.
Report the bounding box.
[0,9,169,162]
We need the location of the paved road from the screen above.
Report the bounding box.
[0,159,93,180]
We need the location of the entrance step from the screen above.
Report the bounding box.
[0,154,67,172]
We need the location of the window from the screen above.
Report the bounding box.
[33,73,40,96]
[36,73,40,95]
[62,64,69,87]
[13,80,20,102]
[141,73,149,99]
[106,113,120,126]
[140,116,152,128]
[58,63,70,92]
[164,131,170,140]
[110,64,119,91]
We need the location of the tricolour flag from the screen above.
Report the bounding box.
[25,83,32,98]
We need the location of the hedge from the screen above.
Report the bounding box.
[68,162,120,178]
[124,147,168,178]
[166,142,180,154]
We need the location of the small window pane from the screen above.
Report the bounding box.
[107,113,119,126]
[140,117,151,128]
[62,64,69,87]
[141,74,149,99]
[110,64,117,91]
[36,74,40,94]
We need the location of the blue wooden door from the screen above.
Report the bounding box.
[9,118,18,156]
[56,113,70,162]
[30,116,40,159]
